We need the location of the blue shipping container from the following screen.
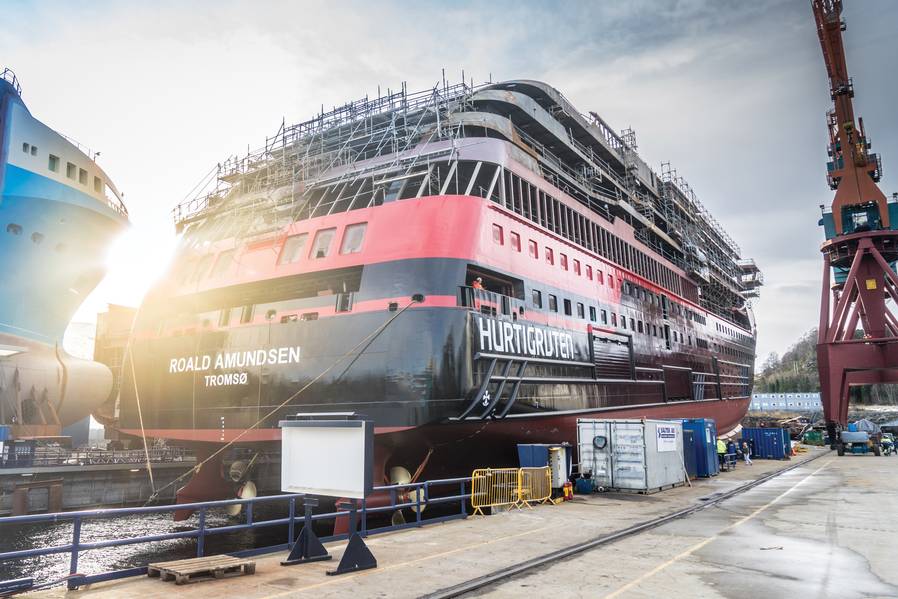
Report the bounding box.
[682,429,698,479]
[741,427,790,460]
[681,418,719,477]
[0,425,10,442]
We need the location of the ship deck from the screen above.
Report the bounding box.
[31,446,894,598]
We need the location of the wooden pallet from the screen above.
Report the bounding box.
[147,555,256,585]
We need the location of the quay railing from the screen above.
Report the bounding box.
[0,446,194,469]
[0,476,471,591]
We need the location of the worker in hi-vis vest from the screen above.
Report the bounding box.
[717,438,727,467]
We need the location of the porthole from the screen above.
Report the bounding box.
[6,223,22,235]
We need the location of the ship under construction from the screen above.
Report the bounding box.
[117,78,763,503]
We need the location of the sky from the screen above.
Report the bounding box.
[3,0,897,364]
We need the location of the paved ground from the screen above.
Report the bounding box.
[477,451,898,599]
[32,446,897,598]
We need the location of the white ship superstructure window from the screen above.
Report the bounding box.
[22,143,29,153]
[31,145,37,156]
[66,162,77,180]
[340,223,367,254]
[94,176,103,193]
[279,233,308,264]
[79,168,88,185]
[311,228,336,259]
[48,155,59,172]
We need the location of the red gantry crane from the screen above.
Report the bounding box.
[813,0,896,453]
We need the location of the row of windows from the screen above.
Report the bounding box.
[179,223,367,285]
[22,141,105,194]
[495,167,694,301]
[716,321,751,344]
[528,286,706,350]
[492,223,620,289]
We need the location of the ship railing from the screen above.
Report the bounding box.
[0,476,472,591]
[458,286,526,319]
[1,68,21,96]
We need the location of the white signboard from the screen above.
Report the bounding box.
[656,425,678,452]
[280,414,373,499]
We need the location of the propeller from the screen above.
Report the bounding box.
[226,480,257,517]
[389,466,425,525]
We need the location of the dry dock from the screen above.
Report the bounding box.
[30,447,898,598]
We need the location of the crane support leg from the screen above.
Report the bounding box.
[817,232,898,444]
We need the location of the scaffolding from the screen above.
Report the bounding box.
[171,76,759,325]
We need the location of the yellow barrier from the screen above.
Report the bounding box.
[471,466,552,514]
[519,467,552,507]
[471,468,522,515]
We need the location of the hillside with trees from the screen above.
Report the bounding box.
[755,327,898,404]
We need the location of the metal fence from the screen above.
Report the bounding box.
[0,476,470,591]
[0,446,194,469]
[471,467,552,514]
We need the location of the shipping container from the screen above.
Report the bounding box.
[0,425,10,441]
[577,419,686,493]
[680,418,719,477]
[682,429,698,479]
[741,427,790,460]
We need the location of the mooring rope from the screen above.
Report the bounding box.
[143,296,422,505]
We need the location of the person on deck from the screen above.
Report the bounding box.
[472,277,484,290]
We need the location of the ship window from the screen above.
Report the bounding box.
[564,299,572,316]
[620,315,626,329]
[611,313,617,326]
[586,265,592,280]
[608,275,614,289]
[574,260,581,276]
[630,319,636,331]
[340,223,367,254]
[532,289,542,308]
[209,249,235,279]
[510,232,521,252]
[31,145,37,156]
[597,270,604,284]
[548,294,558,312]
[31,232,43,244]
[528,240,538,259]
[79,168,88,185]
[601,309,608,324]
[66,162,77,180]
[492,224,504,245]
[94,176,103,193]
[560,254,568,270]
[577,302,585,319]
[240,305,254,324]
[6,223,22,235]
[545,248,554,265]
[48,154,59,172]
[589,306,596,322]
[279,233,308,264]
[22,143,29,153]
[218,308,231,327]
[638,320,644,334]
[311,228,336,258]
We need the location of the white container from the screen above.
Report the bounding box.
[577,419,685,492]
